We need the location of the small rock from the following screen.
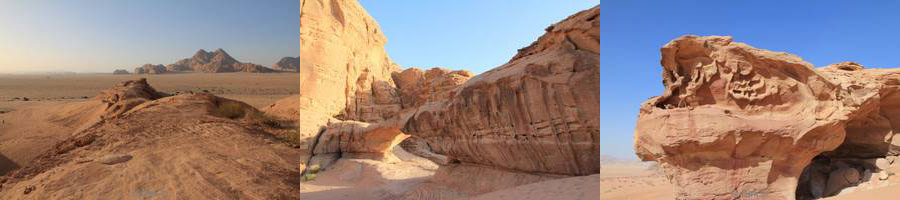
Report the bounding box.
[876,158,890,170]
[879,171,890,180]
[826,167,860,196]
[97,154,132,165]
[23,185,34,194]
[862,169,873,182]
[74,157,93,164]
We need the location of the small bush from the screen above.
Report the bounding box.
[245,111,281,128]
[279,128,306,147]
[301,173,317,181]
[308,165,321,174]
[212,102,246,119]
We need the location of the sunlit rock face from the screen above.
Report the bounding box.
[403,6,600,176]
[634,35,900,199]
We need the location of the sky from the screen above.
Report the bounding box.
[0,0,299,73]
[600,1,900,159]
[360,1,600,74]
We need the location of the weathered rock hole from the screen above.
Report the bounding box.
[796,153,894,199]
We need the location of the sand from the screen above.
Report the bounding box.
[598,162,675,200]
[0,73,299,109]
[0,73,300,177]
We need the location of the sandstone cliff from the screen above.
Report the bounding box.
[403,5,600,176]
[634,36,900,199]
[297,0,400,143]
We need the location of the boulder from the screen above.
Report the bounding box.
[96,154,132,165]
[876,158,890,170]
[825,167,860,196]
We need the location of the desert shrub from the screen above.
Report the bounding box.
[281,128,305,146]
[308,164,321,174]
[301,173,317,181]
[245,111,281,128]
[212,102,246,119]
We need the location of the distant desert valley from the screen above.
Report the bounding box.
[0,0,600,200]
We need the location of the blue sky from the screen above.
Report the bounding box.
[361,1,599,73]
[0,0,299,73]
[600,1,900,159]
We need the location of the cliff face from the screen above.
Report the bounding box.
[297,0,401,140]
[634,36,900,199]
[403,6,600,176]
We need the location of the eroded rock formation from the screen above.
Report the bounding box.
[297,4,600,199]
[403,5,600,176]
[634,36,900,199]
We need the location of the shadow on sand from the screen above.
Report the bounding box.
[0,153,20,175]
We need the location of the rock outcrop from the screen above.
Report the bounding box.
[403,5,600,176]
[134,64,167,74]
[111,69,129,75]
[634,36,900,199]
[297,0,401,142]
[273,56,300,72]
[165,49,275,73]
[0,79,303,199]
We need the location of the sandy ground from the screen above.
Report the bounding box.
[598,162,675,200]
[299,147,440,200]
[0,73,299,109]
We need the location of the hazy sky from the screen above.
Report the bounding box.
[601,1,900,159]
[0,0,299,73]
[361,1,599,73]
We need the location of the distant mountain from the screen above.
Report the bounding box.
[135,64,167,74]
[147,48,275,74]
[272,56,299,72]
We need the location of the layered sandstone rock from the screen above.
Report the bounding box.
[297,0,400,140]
[403,5,600,176]
[393,68,473,109]
[633,36,900,199]
[95,78,169,119]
